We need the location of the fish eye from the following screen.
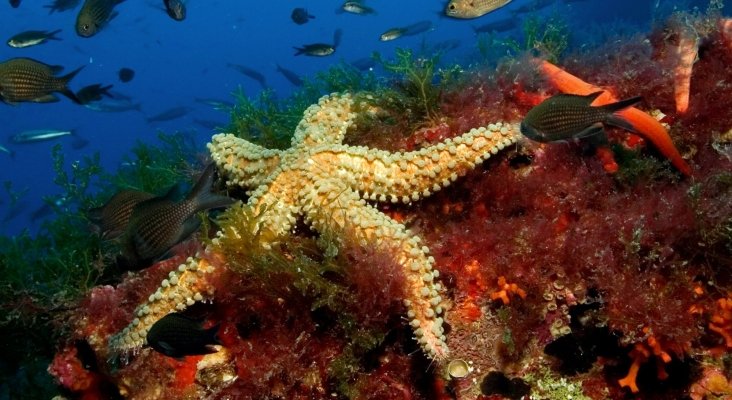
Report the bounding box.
[449,4,455,9]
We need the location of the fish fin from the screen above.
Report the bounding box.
[572,123,605,140]
[187,163,234,211]
[157,341,176,356]
[293,46,304,56]
[583,91,605,104]
[605,114,638,134]
[32,94,60,103]
[174,217,202,247]
[598,96,642,114]
[205,323,222,345]
[601,97,643,134]
[161,182,185,202]
[47,29,62,40]
[58,66,84,104]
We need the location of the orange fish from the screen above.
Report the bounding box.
[535,59,692,176]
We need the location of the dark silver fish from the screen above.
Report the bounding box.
[0,144,15,158]
[510,0,556,14]
[146,106,190,123]
[76,0,125,38]
[163,0,185,21]
[194,97,234,110]
[11,129,74,143]
[521,92,641,143]
[291,7,314,25]
[118,163,233,268]
[350,57,376,71]
[0,58,82,104]
[84,97,141,112]
[193,118,225,130]
[44,0,82,14]
[118,67,134,82]
[227,63,267,89]
[147,313,220,359]
[341,1,375,15]
[472,18,515,34]
[76,83,113,105]
[380,20,433,41]
[294,29,342,56]
[275,64,303,87]
[7,29,62,48]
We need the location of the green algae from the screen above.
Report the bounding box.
[0,132,202,398]
[228,62,379,149]
[478,13,569,64]
[375,48,442,122]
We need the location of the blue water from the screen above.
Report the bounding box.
[0,0,722,236]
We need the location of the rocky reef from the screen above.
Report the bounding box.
[48,13,732,400]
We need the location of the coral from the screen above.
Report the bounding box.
[709,294,732,349]
[489,276,527,305]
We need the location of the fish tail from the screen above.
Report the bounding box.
[602,96,643,133]
[293,47,304,56]
[47,29,62,40]
[187,163,234,211]
[536,59,693,176]
[59,66,84,104]
[206,323,222,345]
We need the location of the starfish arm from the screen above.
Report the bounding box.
[208,133,283,189]
[108,255,219,353]
[343,123,520,203]
[245,169,302,239]
[301,178,449,359]
[291,93,356,148]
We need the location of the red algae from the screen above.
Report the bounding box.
[49,14,732,400]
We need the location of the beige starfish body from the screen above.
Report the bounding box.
[109,93,519,360]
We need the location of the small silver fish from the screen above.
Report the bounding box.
[11,128,74,143]
[7,29,62,48]
[0,144,15,157]
[342,1,375,15]
[380,28,406,42]
[380,21,433,41]
[294,29,342,57]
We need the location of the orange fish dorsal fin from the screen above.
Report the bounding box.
[533,59,692,176]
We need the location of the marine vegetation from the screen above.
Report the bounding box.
[375,48,443,123]
[4,9,732,400]
[477,13,570,64]
[0,132,201,398]
[228,62,379,149]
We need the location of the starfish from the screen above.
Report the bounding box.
[109,93,519,360]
